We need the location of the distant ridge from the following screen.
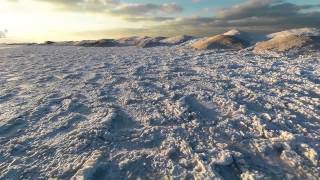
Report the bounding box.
[223,29,266,45]
[38,35,195,48]
[253,28,320,55]
[191,34,249,50]
[9,27,320,56]
[160,35,194,45]
[190,29,264,50]
[268,28,320,38]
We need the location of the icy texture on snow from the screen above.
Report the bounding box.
[0,45,319,179]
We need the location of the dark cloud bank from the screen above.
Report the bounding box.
[76,0,320,37]
[157,0,320,36]
[7,0,320,37]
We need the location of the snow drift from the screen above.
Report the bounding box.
[191,34,249,50]
[268,28,320,38]
[223,29,266,45]
[136,36,167,48]
[40,35,194,48]
[73,39,118,47]
[160,35,194,45]
[254,28,320,55]
[0,37,320,179]
[190,29,266,50]
[116,36,150,46]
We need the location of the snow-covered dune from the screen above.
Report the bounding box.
[160,35,194,45]
[136,36,167,48]
[253,35,319,54]
[73,39,118,47]
[39,35,194,48]
[254,28,320,56]
[191,34,249,50]
[191,29,266,50]
[223,29,266,45]
[268,28,320,38]
[116,36,150,46]
[0,45,319,179]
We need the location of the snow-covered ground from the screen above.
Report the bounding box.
[0,45,319,179]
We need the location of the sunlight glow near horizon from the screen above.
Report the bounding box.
[0,0,141,43]
[1,0,319,43]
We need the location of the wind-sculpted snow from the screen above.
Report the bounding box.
[0,45,319,179]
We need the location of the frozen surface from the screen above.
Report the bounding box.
[0,45,319,179]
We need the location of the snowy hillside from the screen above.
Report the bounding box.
[0,45,319,179]
[223,29,266,45]
[268,28,320,38]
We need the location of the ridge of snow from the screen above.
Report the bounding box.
[268,28,320,38]
[223,29,267,45]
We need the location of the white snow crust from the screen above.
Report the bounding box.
[0,45,319,179]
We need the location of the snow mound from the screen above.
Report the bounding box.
[191,29,266,50]
[223,29,242,36]
[44,41,55,45]
[136,36,167,48]
[160,35,194,45]
[135,35,194,48]
[73,39,118,47]
[116,36,150,46]
[40,35,194,48]
[191,34,249,50]
[254,28,320,55]
[268,28,320,38]
[43,41,76,46]
[223,29,266,45]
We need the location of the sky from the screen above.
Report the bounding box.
[0,0,320,43]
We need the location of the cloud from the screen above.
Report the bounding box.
[35,0,182,16]
[214,0,320,31]
[0,30,8,38]
[39,0,120,6]
[112,0,320,34]
[150,0,320,35]
[19,0,320,33]
[123,16,175,22]
[36,0,120,12]
[5,0,320,39]
[192,0,201,3]
[74,0,320,39]
[217,0,320,20]
[108,3,183,16]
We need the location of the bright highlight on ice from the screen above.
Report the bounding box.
[0,0,319,179]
